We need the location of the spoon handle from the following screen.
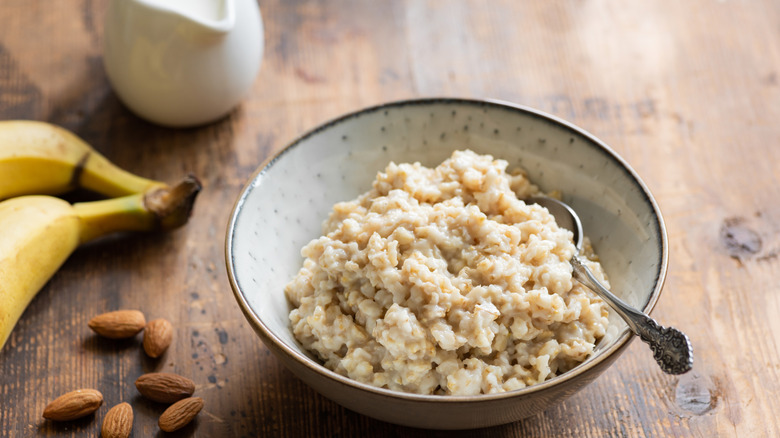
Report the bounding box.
[571,256,693,375]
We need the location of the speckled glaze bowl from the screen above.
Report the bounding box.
[226,98,667,429]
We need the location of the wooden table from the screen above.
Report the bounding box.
[1,0,779,436]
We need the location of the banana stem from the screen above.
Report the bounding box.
[79,152,168,197]
[74,195,152,243]
[57,127,168,198]
[74,175,201,243]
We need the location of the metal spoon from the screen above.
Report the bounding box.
[528,196,693,375]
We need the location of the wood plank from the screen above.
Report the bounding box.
[1,0,779,436]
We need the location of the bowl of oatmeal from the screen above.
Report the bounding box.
[226,98,667,429]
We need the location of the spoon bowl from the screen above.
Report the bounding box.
[529,196,693,375]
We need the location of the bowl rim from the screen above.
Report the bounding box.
[225,97,669,402]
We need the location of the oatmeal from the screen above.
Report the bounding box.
[284,150,610,395]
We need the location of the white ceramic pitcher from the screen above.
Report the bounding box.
[103,0,264,127]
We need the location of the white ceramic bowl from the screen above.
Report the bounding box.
[226,98,667,429]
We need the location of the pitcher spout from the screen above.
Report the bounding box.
[136,0,235,35]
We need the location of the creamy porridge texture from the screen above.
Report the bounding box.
[285,150,610,395]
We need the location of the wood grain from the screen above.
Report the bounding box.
[1,0,779,436]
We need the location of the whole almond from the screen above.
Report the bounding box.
[101,402,133,438]
[143,318,173,358]
[135,372,195,403]
[88,310,146,339]
[158,397,204,432]
[43,388,103,421]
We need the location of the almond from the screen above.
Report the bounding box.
[135,372,195,403]
[88,310,146,339]
[158,397,204,432]
[143,318,173,358]
[43,388,103,421]
[101,402,133,438]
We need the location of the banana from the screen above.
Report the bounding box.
[0,120,167,200]
[0,176,201,350]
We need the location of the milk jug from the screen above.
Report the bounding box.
[103,0,264,127]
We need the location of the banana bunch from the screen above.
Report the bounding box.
[0,121,201,350]
[0,120,168,200]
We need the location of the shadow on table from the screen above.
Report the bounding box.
[36,413,98,435]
